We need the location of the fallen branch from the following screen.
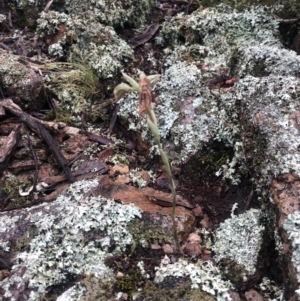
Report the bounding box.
[26,132,39,196]
[0,125,21,175]
[129,24,160,48]
[0,98,75,182]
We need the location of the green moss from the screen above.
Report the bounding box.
[127,218,172,251]
[15,224,38,252]
[44,106,74,125]
[44,62,104,124]
[116,265,142,295]
[141,281,215,301]
[185,148,231,178]
[3,177,32,206]
[219,258,248,285]
[88,101,111,122]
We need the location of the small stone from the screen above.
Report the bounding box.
[245,289,265,301]
[199,214,213,231]
[183,233,202,257]
[116,271,124,278]
[115,175,131,184]
[163,244,173,254]
[229,291,242,301]
[109,164,129,176]
[192,206,203,217]
[161,255,171,265]
[151,244,161,250]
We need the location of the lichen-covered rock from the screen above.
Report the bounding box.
[212,209,265,283]
[235,75,300,196]
[118,62,245,183]
[119,4,300,187]
[0,49,44,107]
[65,0,157,28]
[36,11,133,79]
[0,179,141,300]
[154,257,232,301]
[43,64,103,124]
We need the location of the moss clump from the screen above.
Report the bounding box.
[15,225,38,252]
[44,62,104,124]
[187,148,231,175]
[140,281,215,301]
[3,177,32,206]
[44,107,74,125]
[116,265,143,296]
[127,218,172,250]
[219,258,248,285]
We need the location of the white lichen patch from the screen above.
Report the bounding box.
[36,11,133,79]
[160,5,295,74]
[258,277,284,301]
[233,75,300,196]
[283,211,300,297]
[213,209,265,276]
[0,179,141,299]
[154,257,232,301]
[65,0,157,28]
[129,169,148,188]
[0,14,6,23]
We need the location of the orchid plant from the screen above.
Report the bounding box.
[114,72,180,253]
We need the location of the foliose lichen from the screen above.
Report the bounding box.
[154,256,233,301]
[0,179,141,300]
[64,0,157,28]
[36,11,133,79]
[212,208,265,277]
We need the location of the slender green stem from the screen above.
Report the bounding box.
[147,109,181,253]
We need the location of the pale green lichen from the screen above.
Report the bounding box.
[14,0,47,8]
[65,0,157,28]
[0,179,141,300]
[212,209,265,277]
[232,75,300,197]
[155,257,232,301]
[36,11,133,79]
[0,14,6,23]
[129,169,148,188]
[0,50,43,104]
[258,277,284,301]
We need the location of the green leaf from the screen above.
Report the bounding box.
[122,72,140,91]
[147,74,161,85]
[113,83,134,101]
